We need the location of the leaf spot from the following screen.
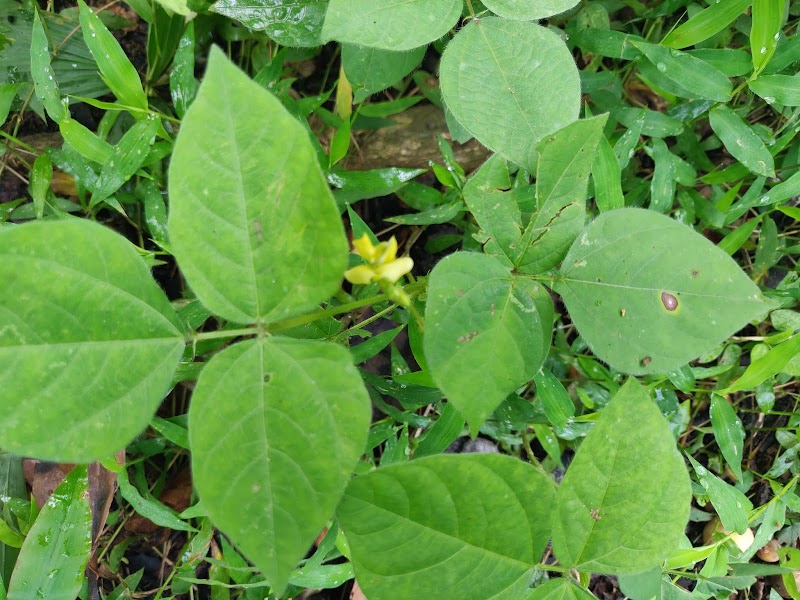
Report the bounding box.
[661,291,679,311]
[590,508,601,521]
[263,373,272,384]
[457,331,478,344]
[641,356,652,366]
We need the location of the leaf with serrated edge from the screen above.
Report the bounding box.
[0,220,184,462]
[425,252,553,436]
[440,18,580,171]
[189,337,370,595]
[338,454,556,600]
[552,379,691,573]
[555,208,770,375]
[169,47,347,324]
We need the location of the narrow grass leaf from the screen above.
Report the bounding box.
[189,337,370,596]
[749,74,800,106]
[349,325,403,364]
[710,395,745,481]
[0,220,185,462]
[30,13,67,123]
[661,0,752,48]
[709,105,774,177]
[117,467,194,531]
[688,456,752,534]
[722,332,800,394]
[482,0,579,20]
[440,17,580,171]
[59,118,113,163]
[28,153,52,219]
[78,0,147,110]
[751,0,783,76]
[6,466,91,600]
[533,369,575,429]
[169,21,197,118]
[425,252,553,435]
[413,401,464,459]
[572,29,644,59]
[552,379,691,573]
[592,135,625,212]
[649,138,677,212]
[0,454,25,583]
[339,454,556,600]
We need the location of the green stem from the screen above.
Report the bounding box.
[268,294,387,333]
[465,0,475,17]
[191,327,258,342]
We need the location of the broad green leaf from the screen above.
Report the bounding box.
[189,337,370,596]
[709,105,774,177]
[424,252,553,435]
[552,379,691,573]
[213,0,329,47]
[342,44,426,104]
[338,454,556,600]
[749,74,800,106]
[440,17,580,171]
[722,332,800,394]
[516,115,606,273]
[0,220,184,462]
[661,0,752,48]
[322,0,461,51]
[78,0,147,111]
[556,209,771,375]
[592,135,625,212]
[6,466,91,600]
[30,12,68,123]
[631,41,732,102]
[751,0,783,76]
[710,395,745,481]
[169,48,347,324]
[528,579,598,600]
[688,456,752,534]
[482,0,579,20]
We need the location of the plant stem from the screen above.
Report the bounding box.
[268,294,387,333]
[465,0,475,17]
[192,327,258,342]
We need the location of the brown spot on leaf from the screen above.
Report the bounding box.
[691,270,699,278]
[641,356,652,366]
[457,331,478,343]
[661,291,678,311]
[590,508,601,521]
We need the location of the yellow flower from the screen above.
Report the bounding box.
[344,234,414,284]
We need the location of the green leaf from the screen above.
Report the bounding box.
[338,454,557,600]
[117,466,195,532]
[343,44,426,104]
[30,12,68,123]
[751,0,783,77]
[59,118,113,163]
[168,48,347,324]
[0,219,184,462]
[329,168,426,207]
[440,17,580,171]
[533,368,575,429]
[661,0,752,49]
[749,74,800,106]
[721,332,800,394]
[592,135,625,212]
[482,0,579,20]
[189,337,370,596]
[552,379,691,573]
[710,395,745,481]
[528,579,598,600]
[6,466,91,600]
[688,456,752,534]
[631,41,732,102]
[516,115,606,273]
[28,153,52,219]
[322,0,461,51]
[0,454,25,583]
[649,138,676,212]
[213,0,329,47]
[424,252,553,436]
[555,208,771,375]
[169,21,197,118]
[78,0,147,111]
[709,105,774,177]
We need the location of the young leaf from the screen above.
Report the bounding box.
[555,208,771,375]
[709,395,745,481]
[424,252,554,436]
[213,0,329,47]
[709,105,774,178]
[169,47,347,324]
[482,0,579,20]
[661,0,752,49]
[338,454,557,600]
[322,0,461,51]
[0,220,185,462]
[6,465,91,600]
[30,12,68,123]
[552,379,691,573]
[189,337,370,596]
[78,0,147,111]
[440,17,580,171]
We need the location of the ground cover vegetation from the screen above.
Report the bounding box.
[2,0,800,598]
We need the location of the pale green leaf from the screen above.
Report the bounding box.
[213,0,329,47]
[0,220,184,462]
[338,454,556,600]
[552,379,691,573]
[661,0,752,49]
[169,47,347,324]
[555,208,770,375]
[424,252,553,435]
[322,0,461,51]
[440,17,580,171]
[6,466,91,600]
[709,105,774,178]
[482,0,579,20]
[189,337,370,595]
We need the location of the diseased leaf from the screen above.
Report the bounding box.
[555,208,771,375]
[190,337,370,595]
[425,252,553,435]
[552,379,691,573]
[338,454,556,600]
[0,220,184,462]
[440,17,580,171]
[169,48,347,324]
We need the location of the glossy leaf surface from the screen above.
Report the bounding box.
[338,454,556,600]
[440,17,580,170]
[709,105,774,177]
[213,0,329,47]
[189,337,370,595]
[482,0,579,20]
[425,252,553,435]
[556,208,770,375]
[169,48,347,324]
[552,380,691,573]
[0,220,184,461]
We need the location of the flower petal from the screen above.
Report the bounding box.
[377,236,399,264]
[375,257,413,282]
[352,234,379,262]
[344,265,376,285]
